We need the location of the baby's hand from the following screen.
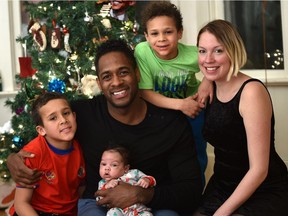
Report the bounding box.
[105,179,119,189]
[136,177,150,188]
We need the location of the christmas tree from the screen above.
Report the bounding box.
[0,0,145,181]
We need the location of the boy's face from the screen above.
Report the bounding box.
[96,51,140,110]
[99,151,129,181]
[36,99,77,149]
[145,16,183,60]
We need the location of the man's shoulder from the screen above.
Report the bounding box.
[146,101,185,120]
[71,95,105,110]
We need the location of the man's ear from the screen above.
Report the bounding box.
[36,125,46,136]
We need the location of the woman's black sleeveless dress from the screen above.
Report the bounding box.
[199,79,288,216]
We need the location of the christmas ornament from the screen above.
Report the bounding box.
[28,20,47,51]
[19,57,37,78]
[49,19,61,49]
[101,18,112,29]
[48,78,66,93]
[98,3,111,18]
[19,40,37,78]
[133,19,140,34]
[124,20,133,31]
[70,53,78,61]
[62,25,72,53]
[81,75,101,98]
[84,11,93,22]
[15,107,24,115]
[12,136,24,148]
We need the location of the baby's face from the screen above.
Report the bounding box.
[99,151,127,181]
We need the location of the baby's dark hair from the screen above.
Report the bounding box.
[31,92,69,126]
[104,145,130,166]
[94,39,137,75]
[141,1,183,33]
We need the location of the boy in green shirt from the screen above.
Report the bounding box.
[135,1,212,185]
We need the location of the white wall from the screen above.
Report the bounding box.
[268,85,288,166]
[0,95,14,127]
[0,0,20,128]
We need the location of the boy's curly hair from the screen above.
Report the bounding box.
[141,1,183,33]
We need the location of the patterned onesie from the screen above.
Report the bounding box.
[98,169,156,216]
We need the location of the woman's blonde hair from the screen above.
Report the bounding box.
[197,19,247,81]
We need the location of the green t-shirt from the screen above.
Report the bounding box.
[135,41,200,98]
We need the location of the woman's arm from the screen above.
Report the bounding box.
[197,76,213,104]
[214,82,271,216]
[14,187,38,216]
[140,89,204,118]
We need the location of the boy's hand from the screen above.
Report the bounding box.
[180,95,205,118]
[7,150,42,188]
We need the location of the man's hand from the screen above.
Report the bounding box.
[7,150,42,188]
[95,182,154,209]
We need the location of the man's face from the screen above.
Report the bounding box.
[110,0,133,11]
[96,51,140,109]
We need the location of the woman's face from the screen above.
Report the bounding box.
[198,31,231,82]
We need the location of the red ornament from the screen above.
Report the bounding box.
[18,57,37,78]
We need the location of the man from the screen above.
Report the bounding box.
[7,39,203,216]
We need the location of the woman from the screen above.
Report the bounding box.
[194,19,288,216]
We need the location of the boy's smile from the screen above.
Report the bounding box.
[145,16,182,60]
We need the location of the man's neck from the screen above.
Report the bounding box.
[108,97,147,125]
